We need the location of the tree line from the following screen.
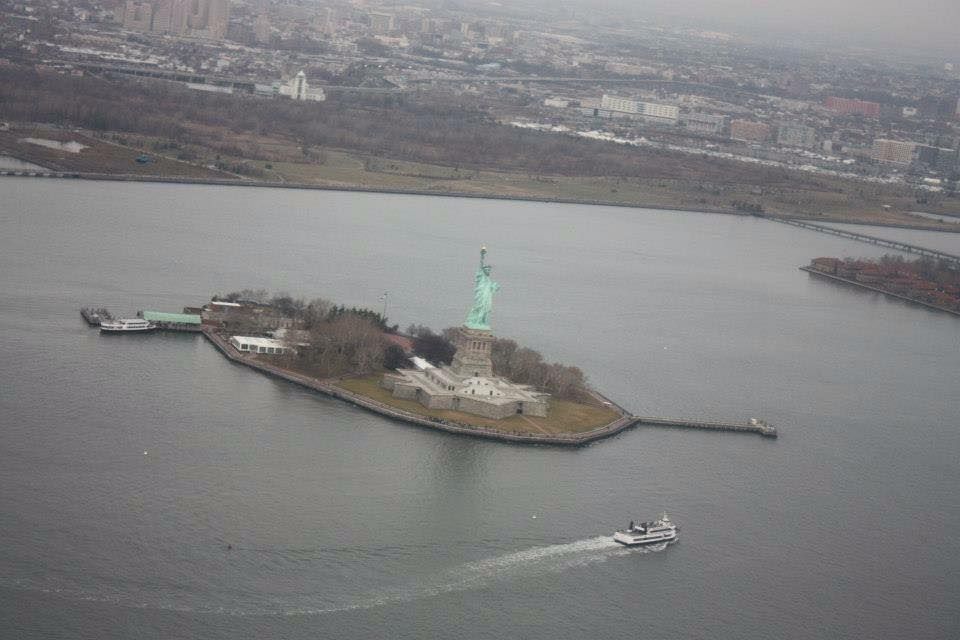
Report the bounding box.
[0,65,826,187]
[206,291,591,400]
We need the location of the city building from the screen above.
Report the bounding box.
[872,139,917,165]
[205,0,229,40]
[599,95,678,124]
[912,146,960,173]
[369,12,395,34]
[253,13,271,44]
[229,336,290,355]
[600,94,639,114]
[279,71,326,102]
[918,95,958,121]
[122,1,153,32]
[121,0,228,38]
[915,145,939,166]
[825,97,881,118]
[680,112,725,135]
[639,102,679,124]
[777,122,816,148]
[729,119,771,142]
[935,148,959,174]
[178,0,229,39]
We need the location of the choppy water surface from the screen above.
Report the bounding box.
[1,179,958,639]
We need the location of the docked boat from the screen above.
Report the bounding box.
[99,318,157,333]
[613,512,678,546]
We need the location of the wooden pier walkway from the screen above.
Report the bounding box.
[771,218,960,266]
[631,416,778,437]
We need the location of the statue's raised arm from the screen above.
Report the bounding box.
[465,246,500,330]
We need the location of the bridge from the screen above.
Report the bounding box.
[771,217,960,267]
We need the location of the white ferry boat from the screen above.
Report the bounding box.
[613,513,678,546]
[99,318,157,333]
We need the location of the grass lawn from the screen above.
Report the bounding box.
[335,374,623,435]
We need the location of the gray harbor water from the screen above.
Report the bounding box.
[1,178,958,639]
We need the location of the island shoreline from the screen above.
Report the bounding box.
[201,328,641,446]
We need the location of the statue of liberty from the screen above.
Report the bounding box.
[465,246,500,330]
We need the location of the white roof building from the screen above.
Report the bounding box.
[229,336,291,355]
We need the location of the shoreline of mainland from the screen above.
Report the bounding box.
[5,169,960,235]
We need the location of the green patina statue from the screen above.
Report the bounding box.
[465,246,500,330]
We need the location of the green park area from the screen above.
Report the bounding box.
[335,375,623,436]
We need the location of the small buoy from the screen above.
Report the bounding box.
[227,544,233,550]
[143,450,148,455]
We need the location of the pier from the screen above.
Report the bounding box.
[631,416,777,437]
[771,218,960,267]
[80,307,112,326]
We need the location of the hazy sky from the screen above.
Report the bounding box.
[570,0,960,57]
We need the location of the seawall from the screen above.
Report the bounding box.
[800,266,960,317]
[201,328,639,446]
[201,329,779,445]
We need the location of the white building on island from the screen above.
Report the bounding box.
[229,336,291,355]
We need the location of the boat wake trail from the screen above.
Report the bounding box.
[4,536,667,617]
[278,536,661,617]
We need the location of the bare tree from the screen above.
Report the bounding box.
[302,297,333,329]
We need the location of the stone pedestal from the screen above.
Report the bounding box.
[449,326,494,378]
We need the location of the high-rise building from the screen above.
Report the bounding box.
[253,13,271,44]
[151,0,189,35]
[205,0,229,40]
[872,139,917,165]
[730,120,771,142]
[825,97,881,118]
[777,123,817,149]
[122,1,154,31]
[279,71,326,102]
[369,12,394,34]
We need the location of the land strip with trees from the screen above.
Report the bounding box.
[3,65,960,230]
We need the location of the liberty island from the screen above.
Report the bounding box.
[78,242,773,442]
